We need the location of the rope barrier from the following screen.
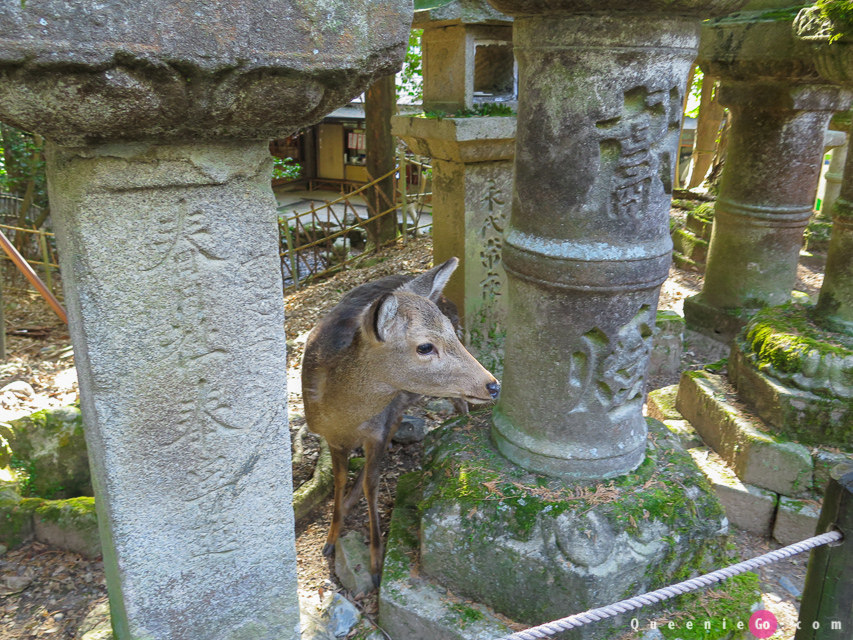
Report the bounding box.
[494,529,843,640]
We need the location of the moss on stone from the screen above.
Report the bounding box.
[0,495,39,549]
[420,413,724,542]
[740,303,852,400]
[34,496,97,528]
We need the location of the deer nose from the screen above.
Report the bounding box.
[486,381,500,400]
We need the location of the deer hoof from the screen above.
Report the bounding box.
[322,543,335,557]
[371,573,381,588]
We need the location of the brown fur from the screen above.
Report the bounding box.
[301,258,499,586]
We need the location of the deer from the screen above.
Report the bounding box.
[301,257,500,587]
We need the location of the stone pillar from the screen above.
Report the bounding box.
[0,2,411,639]
[816,126,848,220]
[394,1,516,348]
[489,1,742,480]
[392,116,515,344]
[684,6,852,341]
[816,130,853,333]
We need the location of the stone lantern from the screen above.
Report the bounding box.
[684,1,852,341]
[392,0,516,352]
[379,2,749,638]
[0,2,411,638]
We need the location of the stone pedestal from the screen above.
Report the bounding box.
[0,2,411,638]
[392,115,515,348]
[379,417,743,640]
[488,4,730,479]
[684,6,852,342]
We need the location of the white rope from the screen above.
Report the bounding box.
[495,529,843,640]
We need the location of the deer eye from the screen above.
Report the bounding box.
[416,343,435,355]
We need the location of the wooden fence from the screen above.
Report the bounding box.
[278,154,433,291]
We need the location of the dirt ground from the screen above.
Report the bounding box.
[0,235,826,640]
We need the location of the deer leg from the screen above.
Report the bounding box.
[342,466,365,514]
[362,438,386,587]
[323,445,351,557]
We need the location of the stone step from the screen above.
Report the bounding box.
[685,210,714,238]
[649,312,684,378]
[772,496,821,546]
[672,228,709,263]
[646,386,704,449]
[675,370,813,496]
[687,446,778,536]
[672,251,704,273]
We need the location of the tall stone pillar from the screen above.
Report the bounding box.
[490,1,742,480]
[0,3,411,639]
[683,5,852,341]
[393,0,516,349]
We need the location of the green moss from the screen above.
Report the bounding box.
[0,496,39,549]
[446,602,485,626]
[741,303,852,390]
[382,472,421,584]
[816,0,853,40]
[420,414,723,541]
[34,496,97,528]
[419,103,516,120]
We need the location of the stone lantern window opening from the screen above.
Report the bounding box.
[473,39,517,103]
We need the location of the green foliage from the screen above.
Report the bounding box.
[685,69,703,119]
[398,29,424,103]
[0,122,48,213]
[271,156,302,181]
[816,0,853,41]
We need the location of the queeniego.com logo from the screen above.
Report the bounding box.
[631,610,844,636]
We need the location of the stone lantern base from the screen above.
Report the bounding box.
[728,304,853,448]
[379,416,754,640]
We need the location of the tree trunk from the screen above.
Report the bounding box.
[365,74,398,247]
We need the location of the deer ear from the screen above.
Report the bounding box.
[403,257,458,302]
[368,293,399,342]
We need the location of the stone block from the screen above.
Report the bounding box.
[0,492,37,550]
[676,370,813,496]
[729,337,852,449]
[672,228,709,263]
[662,420,705,450]
[773,496,821,546]
[646,385,681,421]
[649,312,684,378]
[393,415,428,445]
[688,447,778,536]
[415,416,729,638]
[379,475,513,640]
[334,532,375,597]
[7,405,91,499]
[33,497,101,558]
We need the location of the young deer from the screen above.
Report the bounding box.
[301,257,499,587]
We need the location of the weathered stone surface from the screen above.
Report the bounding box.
[729,319,852,448]
[662,420,705,450]
[649,311,684,378]
[688,447,778,535]
[33,497,100,558]
[48,141,300,639]
[0,489,36,549]
[393,115,515,341]
[7,405,90,499]
[300,593,361,640]
[334,532,375,597]
[489,3,733,479]
[379,474,524,640]
[416,416,728,637]
[0,1,412,144]
[686,7,853,341]
[646,385,681,422]
[773,496,821,546]
[675,370,813,495]
[393,415,429,445]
